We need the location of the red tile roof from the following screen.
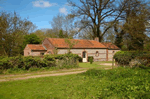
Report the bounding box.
[27,44,46,50]
[102,42,120,50]
[48,38,107,48]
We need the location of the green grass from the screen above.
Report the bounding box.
[0,67,150,99]
[0,62,113,81]
[79,62,112,69]
[0,68,86,80]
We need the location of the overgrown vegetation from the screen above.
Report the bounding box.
[0,67,150,99]
[113,51,150,67]
[0,54,79,74]
[82,68,150,98]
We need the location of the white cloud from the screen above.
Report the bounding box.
[32,0,57,8]
[59,7,68,15]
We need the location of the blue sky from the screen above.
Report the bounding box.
[0,0,74,30]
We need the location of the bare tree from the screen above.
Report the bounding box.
[50,14,76,38]
[68,0,125,42]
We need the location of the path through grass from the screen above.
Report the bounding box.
[0,67,150,99]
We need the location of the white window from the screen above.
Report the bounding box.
[95,51,99,57]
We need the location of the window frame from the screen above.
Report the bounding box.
[95,51,99,57]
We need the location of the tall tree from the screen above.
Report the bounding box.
[33,29,46,41]
[68,0,125,42]
[50,14,77,38]
[0,11,36,56]
[114,0,150,50]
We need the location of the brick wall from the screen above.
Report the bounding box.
[108,50,120,61]
[57,48,107,61]
[24,45,31,56]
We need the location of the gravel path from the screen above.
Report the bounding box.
[100,63,112,66]
[0,70,87,82]
[0,63,113,82]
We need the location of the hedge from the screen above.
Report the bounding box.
[113,51,150,66]
[0,54,79,71]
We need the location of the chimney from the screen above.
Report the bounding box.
[94,37,99,42]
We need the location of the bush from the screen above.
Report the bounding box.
[89,57,93,64]
[129,58,147,68]
[114,51,150,67]
[77,56,82,62]
[88,56,93,62]
[0,57,12,70]
[0,53,79,73]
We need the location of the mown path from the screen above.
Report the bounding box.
[0,70,87,82]
[0,63,113,82]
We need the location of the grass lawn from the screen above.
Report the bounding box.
[0,67,150,99]
[79,61,113,69]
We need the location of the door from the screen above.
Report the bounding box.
[82,51,87,62]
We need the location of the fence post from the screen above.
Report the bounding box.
[112,57,114,69]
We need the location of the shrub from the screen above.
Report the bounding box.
[89,57,93,64]
[77,56,82,62]
[55,54,79,69]
[0,54,79,73]
[129,58,147,68]
[88,56,93,62]
[0,57,12,70]
[114,51,150,67]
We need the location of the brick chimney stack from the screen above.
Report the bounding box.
[94,37,99,42]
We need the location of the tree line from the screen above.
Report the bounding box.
[1,0,150,57]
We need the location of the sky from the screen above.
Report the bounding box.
[0,0,74,30]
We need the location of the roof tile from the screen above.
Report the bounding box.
[102,42,120,50]
[27,44,46,50]
[48,38,107,48]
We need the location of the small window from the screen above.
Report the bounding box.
[95,51,99,57]
[40,53,44,56]
[82,51,86,58]
[28,52,30,55]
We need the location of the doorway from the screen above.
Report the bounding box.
[82,51,87,62]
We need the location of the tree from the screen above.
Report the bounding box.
[68,0,124,42]
[65,38,79,53]
[59,29,64,38]
[19,34,41,55]
[23,34,41,44]
[0,11,36,56]
[50,14,76,38]
[33,29,46,41]
[114,0,150,50]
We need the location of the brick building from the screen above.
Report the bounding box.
[24,38,120,62]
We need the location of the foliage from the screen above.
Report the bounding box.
[65,38,79,53]
[129,58,147,68]
[88,56,93,64]
[0,54,79,73]
[114,51,150,66]
[32,30,46,41]
[68,0,123,42]
[59,29,64,38]
[23,33,41,44]
[0,67,150,99]
[81,68,150,98]
[0,11,36,56]
[78,56,82,62]
[114,0,150,51]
